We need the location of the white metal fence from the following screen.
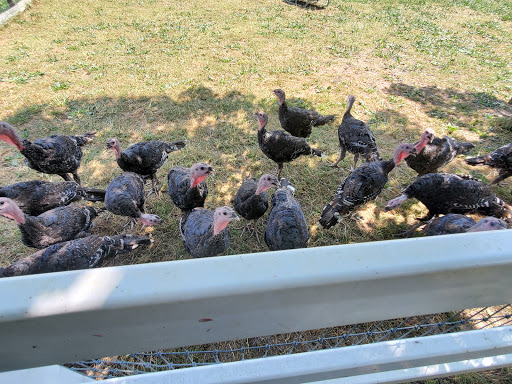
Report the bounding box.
[0,230,511,383]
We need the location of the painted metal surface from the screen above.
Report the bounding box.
[96,326,512,384]
[0,231,511,372]
[0,365,93,383]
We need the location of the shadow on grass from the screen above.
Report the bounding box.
[8,85,262,130]
[5,85,328,138]
[282,0,329,10]
[385,83,512,129]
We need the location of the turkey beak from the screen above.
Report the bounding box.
[106,142,113,149]
[206,167,214,175]
[230,212,240,221]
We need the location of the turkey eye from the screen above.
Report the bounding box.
[223,212,227,215]
[491,221,496,226]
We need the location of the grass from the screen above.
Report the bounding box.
[1,0,512,381]
[0,0,16,13]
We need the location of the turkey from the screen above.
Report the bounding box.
[0,122,95,184]
[330,95,380,169]
[233,173,279,243]
[405,129,474,175]
[105,172,163,228]
[273,89,336,138]
[106,137,186,194]
[0,197,103,249]
[385,173,512,221]
[465,142,512,185]
[265,178,309,251]
[319,143,417,229]
[167,162,214,214]
[0,180,105,216]
[256,112,323,180]
[424,214,507,236]
[0,234,152,278]
[181,206,239,258]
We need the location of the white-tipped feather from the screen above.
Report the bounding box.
[179,216,185,241]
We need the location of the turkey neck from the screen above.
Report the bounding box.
[112,146,122,159]
[257,120,269,143]
[279,99,289,112]
[190,175,207,189]
[377,159,396,174]
[116,152,135,171]
[0,132,26,151]
[1,203,26,224]
[213,221,228,235]
[255,185,268,196]
[414,135,431,153]
[344,96,355,117]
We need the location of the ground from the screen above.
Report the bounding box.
[1,0,511,381]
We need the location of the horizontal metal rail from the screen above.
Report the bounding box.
[99,326,512,384]
[0,231,511,374]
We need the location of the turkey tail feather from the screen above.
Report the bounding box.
[314,114,336,126]
[311,146,323,157]
[466,155,490,166]
[165,140,186,153]
[80,187,106,202]
[106,234,153,250]
[74,131,97,146]
[456,142,474,155]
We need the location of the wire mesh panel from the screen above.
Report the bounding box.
[68,304,512,380]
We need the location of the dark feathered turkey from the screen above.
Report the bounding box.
[0,180,105,216]
[105,172,163,227]
[233,174,279,243]
[0,197,103,248]
[0,122,95,184]
[255,112,323,179]
[424,214,475,236]
[264,179,309,251]
[168,162,213,214]
[424,214,507,236]
[0,234,152,278]
[465,143,512,185]
[107,137,186,193]
[273,89,336,138]
[181,206,239,258]
[330,95,380,169]
[406,129,474,175]
[385,173,512,221]
[319,143,417,229]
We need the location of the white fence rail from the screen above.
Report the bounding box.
[0,230,511,382]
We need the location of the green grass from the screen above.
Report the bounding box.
[1,0,512,380]
[0,0,14,13]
